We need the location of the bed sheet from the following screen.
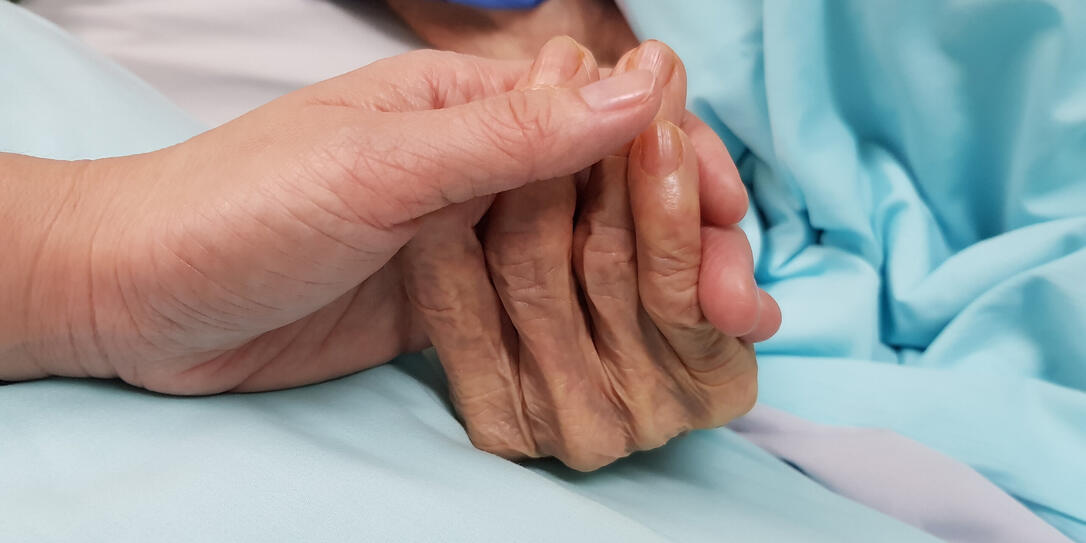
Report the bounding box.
[620,0,1086,539]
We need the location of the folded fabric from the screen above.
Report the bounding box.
[0,4,937,541]
[620,0,1086,539]
[732,405,1072,543]
[2,360,939,542]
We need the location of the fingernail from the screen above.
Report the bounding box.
[529,36,585,86]
[635,40,675,84]
[639,121,682,176]
[578,70,654,111]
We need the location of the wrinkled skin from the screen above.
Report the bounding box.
[12,23,781,469]
[15,45,674,394]
[402,38,781,471]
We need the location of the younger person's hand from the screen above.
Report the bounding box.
[8,44,666,393]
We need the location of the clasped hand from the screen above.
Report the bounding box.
[14,37,779,471]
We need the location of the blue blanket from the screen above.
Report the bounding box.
[622,0,1086,538]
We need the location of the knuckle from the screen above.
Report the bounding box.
[409,294,462,325]
[504,91,556,144]
[641,282,702,329]
[479,90,558,169]
[483,227,538,265]
[483,236,569,315]
[308,128,401,230]
[416,50,478,108]
[688,336,756,384]
[734,372,759,415]
[579,224,637,284]
[643,244,701,287]
[639,247,702,325]
[710,369,758,425]
[560,435,629,472]
[318,123,448,229]
[460,404,538,460]
[363,49,457,110]
[632,398,694,451]
[688,346,759,428]
[637,426,687,452]
[677,325,737,365]
[486,247,560,293]
[539,409,631,472]
[470,436,534,462]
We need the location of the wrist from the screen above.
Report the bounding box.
[0,153,120,381]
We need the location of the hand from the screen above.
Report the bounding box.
[386,0,638,65]
[9,46,669,394]
[403,38,780,470]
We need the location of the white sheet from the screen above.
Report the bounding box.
[24,0,422,126]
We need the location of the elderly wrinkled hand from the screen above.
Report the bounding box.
[403,38,780,471]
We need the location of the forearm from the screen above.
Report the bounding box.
[0,152,113,381]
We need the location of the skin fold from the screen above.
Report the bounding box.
[2,28,779,469]
[3,44,669,394]
[388,0,780,341]
[403,37,780,471]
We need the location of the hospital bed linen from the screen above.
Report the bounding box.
[734,406,1072,543]
[620,0,1086,539]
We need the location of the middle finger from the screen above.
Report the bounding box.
[573,41,700,449]
[483,37,630,470]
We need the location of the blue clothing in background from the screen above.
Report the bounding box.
[621,0,1086,539]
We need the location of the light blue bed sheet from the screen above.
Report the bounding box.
[621,0,1086,539]
[0,4,937,542]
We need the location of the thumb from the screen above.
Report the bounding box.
[360,68,661,227]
